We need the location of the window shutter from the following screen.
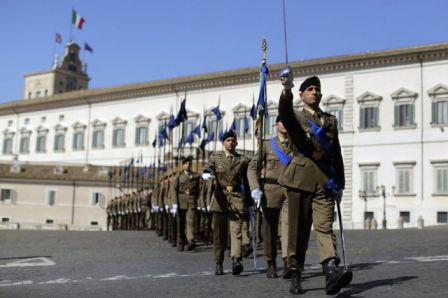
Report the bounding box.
[432,102,437,124]
[113,129,118,146]
[135,127,140,145]
[360,108,365,128]
[394,105,399,126]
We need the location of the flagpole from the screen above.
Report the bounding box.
[69,8,73,42]
[213,97,220,152]
[243,107,247,154]
[252,93,255,155]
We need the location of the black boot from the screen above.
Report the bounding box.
[322,258,353,295]
[232,258,243,275]
[282,258,291,279]
[242,245,253,258]
[289,270,304,295]
[215,262,224,275]
[266,261,278,278]
[177,243,184,252]
[186,241,196,251]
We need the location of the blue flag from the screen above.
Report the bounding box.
[185,131,195,145]
[230,119,236,132]
[84,42,93,53]
[244,116,250,133]
[201,114,208,133]
[192,124,201,139]
[250,104,257,121]
[175,98,188,125]
[257,64,269,116]
[218,129,227,142]
[211,105,222,121]
[167,114,177,130]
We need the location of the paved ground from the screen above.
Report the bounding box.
[0,226,447,297]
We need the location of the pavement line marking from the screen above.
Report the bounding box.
[1,255,447,288]
[0,257,55,268]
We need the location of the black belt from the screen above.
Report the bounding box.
[263,178,279,185]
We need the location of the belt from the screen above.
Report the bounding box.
[263,178,279,185]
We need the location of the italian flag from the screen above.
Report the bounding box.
[72,9,85,29]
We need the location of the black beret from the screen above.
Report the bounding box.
[222,130,237,141]
[299,76,321,92]
[182,156,193,164]
[275,115,281,123]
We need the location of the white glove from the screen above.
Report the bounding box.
[165,204,169,211]
[171,204,178,215]
[197,206,201,210]
[138,208,141,213]
[159,207,163,212]
[202,173,212,181]
[202,207,206,212]
[279,67,294,90]
[206,205,211,213]
[251,188,263,208]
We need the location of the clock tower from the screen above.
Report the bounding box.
[23,42,90,100]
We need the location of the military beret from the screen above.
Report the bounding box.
[222,130,237,141]
[299,76,321,92]
[182,156,193,164]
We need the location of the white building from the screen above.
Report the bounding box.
[1,42,448,229]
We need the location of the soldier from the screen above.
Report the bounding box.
[247,116,290,278]
[166,173,177,247]
[172,156,201,251]
[106,198,114,231]
[278,74,352,295]
[203,130,252,276]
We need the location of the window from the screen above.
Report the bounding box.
[323,95,345,131]
[36,135,47,152]
[1,189,13,202]
[54,133,65,152]
[399,211,410,223]
[207,118,223,138]
[91,192,102,206]
[2,137,13,155]
[434,166,448,194]
[7,120,13,127]
[233,115,251,138]
[28,92,32,99]
[182,121,195,140]
[19,135,30,154]
[437,212,448,223]
[429,84,448,126]
[90,221,99,226]
[357,91,382,130]
[391,88,418,129]
[36,91,41,98]
[24,118,30,125]
[92,129,104,149]
[46,219,54,224]
[264,114,277,137]
[394,162,415,195]
[73,131,85,150]
[47,190,56,206]
[112,127,125,147]
[2,217,10,223]
[364,211,374,221]
[359,164,379,196]
[135,126,148,145]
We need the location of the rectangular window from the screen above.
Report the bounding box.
[360,106,379,129]
[207,119,222,138]
[92,130,104,149]
[2,217,10,223]
[437,212,448,223]
[432,100,448,125]
[361,168,377,195]
[91,192,101,206]
[394,103,415,127]
[112,127,125,147]
[90,221,99,226]
[47,190,56,206]
[135,126,148,145]
[264,114,277,137]
[46,219,54,224]
[327,109,343,130]
[19,136,30,153]
[36,135,47,152]
[2,138,13,155]
[397,168,413,194]
[1,189,13,202]
[364,211,374,221]
[399,211,410,223]
[435,167,448,194]
[182,121,194,140]
[54,134,65,151]
[72,131,85,150]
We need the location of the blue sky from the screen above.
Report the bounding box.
[1,0,448,103]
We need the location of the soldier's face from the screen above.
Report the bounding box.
[276,121,287,134]
[223,137,237,151]
[300,85,322,108]
[182,162,191,171]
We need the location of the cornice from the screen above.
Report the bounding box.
[3,43,448,115]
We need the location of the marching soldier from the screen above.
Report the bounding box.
[172,156,201,251]
[278,74,352,295]
[203,130,252,275]
[106,198,114,231]
[247,116,290,278]
[166,173,177,247]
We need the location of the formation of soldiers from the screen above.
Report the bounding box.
[105,75,353,296]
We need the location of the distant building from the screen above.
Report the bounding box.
[1,42,448,229]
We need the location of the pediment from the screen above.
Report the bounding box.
[36,125,49,133]
[266,101,278,110]
[428,84,448,98]
[322,94,346,106]
[91,119,106,127]
[54,124,67,131]
[3,128,15,136]
[156,111,169,120]
[72,121,86,130]
[391,88,418,100]
[232,103,250,113]
[20,127,32,134]
[134,114,151,123]
[356,91,382,103]
[111,117,127,125]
